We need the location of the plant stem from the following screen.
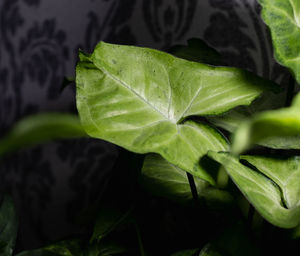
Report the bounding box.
[133,221,146,256]
[186,172,199,204]
[285,75,295,107]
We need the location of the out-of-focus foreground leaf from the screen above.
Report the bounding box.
[232,93,300,154]
[0,196,18,256]
[0,113,87,157]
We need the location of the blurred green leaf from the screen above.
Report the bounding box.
[0,113,87,157]
[232,93,300,154]
[16,240,83,256]
[171,248,199,256]
[0,196,18,256]
[91,205,132,243]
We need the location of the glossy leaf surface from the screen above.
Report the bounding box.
[0,113,87,157]
[232,93,300,153]
[258,0,300,84]
[0,196,17,256]
[141,154,233,205]
[208,151,300,228]
[76,42,271,183]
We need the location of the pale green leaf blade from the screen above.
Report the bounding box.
[140,154,233,206]
[0,196,18,256]
[76,42,271,183]
[232,93,300,153]
[208,151,300,228]
[0,113,87,157]
[258,0,300,84]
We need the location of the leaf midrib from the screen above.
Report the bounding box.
[98,64,176,123]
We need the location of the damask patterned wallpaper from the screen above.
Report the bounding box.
[0,0,290,250]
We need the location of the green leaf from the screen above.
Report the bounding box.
[171,248,199,256]
[199,223,260,256]
[208,88,284,134]
[95,241,127,256]
[16,240,83,256]
[91,205,132,243]
[0,113,87,157]
[170,38,222,65]
[258,0,300,84]
[0,196,18,256]
[76,42,271,184]
[232,93,300,154]
[208,151,300,228]
[140,154,233,206]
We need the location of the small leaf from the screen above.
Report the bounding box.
[140,154,233,206]
[258,0,300,84]
[208,151,300,228]
[0,113,87,157]
[91,205,132,243]
[171,248,199,256]
[199,223,260,256]
[232,93,300,154]
[0,196,18,256]
[76,42,271,183]
[16,240,83,256]
[170,38,222,65]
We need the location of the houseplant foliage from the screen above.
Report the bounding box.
[2,0,300,254]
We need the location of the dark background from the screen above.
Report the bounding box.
[0,0,290,250]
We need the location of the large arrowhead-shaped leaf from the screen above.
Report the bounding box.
[208,151,300,228]
[232,93,300,153]
[140,154,233,206]
[76,42,271,183]
[0,113,87,157]
[258,0,300,84]
[0,196,18,256]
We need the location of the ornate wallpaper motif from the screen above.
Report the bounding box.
[0,0,287,250]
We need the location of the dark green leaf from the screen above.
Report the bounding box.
[199,223,260,256]
[76,42,271,184]
[0,196,18,256]
[16,240,83,256]
[0,113,87,157]
[258,0,300,84]
[91,205,132,243]
[170,38,222,65]
[140,154,233,206]
[208,151,300,228]
[171,248,199,256]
